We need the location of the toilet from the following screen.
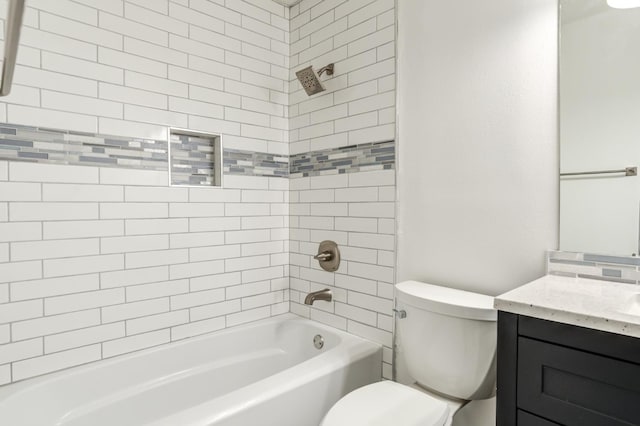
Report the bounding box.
[321,281,497,426]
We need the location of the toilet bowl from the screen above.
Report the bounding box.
[321,281,497,426]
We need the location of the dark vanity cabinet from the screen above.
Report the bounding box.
[496,312,640,426]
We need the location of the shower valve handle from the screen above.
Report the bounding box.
[314,252,333,261]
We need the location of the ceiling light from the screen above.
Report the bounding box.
[607,0,640,9]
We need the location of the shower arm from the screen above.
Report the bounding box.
[317,64,334,77]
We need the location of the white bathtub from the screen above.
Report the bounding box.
[0,314,381,426]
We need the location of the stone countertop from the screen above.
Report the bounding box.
[494,274,640,338]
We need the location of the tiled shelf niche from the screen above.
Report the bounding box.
[169,128,222,187]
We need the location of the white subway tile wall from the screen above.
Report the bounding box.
[0,0,397,384]
[288,0,395,155]
[288,0,396,380]
[289,169,395,379]
[0,0,291,384]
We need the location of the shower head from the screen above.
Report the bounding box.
[295,64,335,96]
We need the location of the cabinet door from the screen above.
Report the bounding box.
[517,337,640,426]
[518,411,560,426]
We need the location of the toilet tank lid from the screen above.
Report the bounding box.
[395,281,497,321]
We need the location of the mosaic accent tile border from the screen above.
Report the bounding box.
[224,149,289,178]
[0,123,168,171]
[170,131,220,186]
[290,140,395,178]
[0,123,396,180]
[547,250,640,284]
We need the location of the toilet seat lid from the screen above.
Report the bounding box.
[321,381,449,426]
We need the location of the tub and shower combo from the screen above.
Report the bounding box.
[0,314,381,426]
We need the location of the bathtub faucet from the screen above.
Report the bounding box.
[304,289,332,305]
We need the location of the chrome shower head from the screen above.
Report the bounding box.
[295,64,334,96]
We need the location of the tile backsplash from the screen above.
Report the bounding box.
[547,250,640,284]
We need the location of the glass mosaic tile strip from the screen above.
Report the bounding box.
[0,123,168,171]
[290,140,395,178]
[170,131,220,186]
[0,122,396,180]
[224,149,289,178]
[547,250,640,284]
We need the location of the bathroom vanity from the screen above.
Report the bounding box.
[494,275,640,426]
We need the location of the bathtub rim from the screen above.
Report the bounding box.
[0,313,380,402]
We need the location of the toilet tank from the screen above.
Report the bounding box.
[395,281,497,400]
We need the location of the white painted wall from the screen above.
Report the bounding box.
[396,0,559,296]
[559,5,640,256]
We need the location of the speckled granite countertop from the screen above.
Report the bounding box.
[494,275,640,338]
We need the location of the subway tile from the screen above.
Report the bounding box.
[124,3,188,36]
[169,232,225,249]
[101,266,169,289]
[170,260,225,280]
[100,12,168,46]
[348,202,394,218]
[190,299,241,321]
[11,239,99,262]
[42,51,123,84]
[125,249,188,269]
[0,182,41,201]
[125,218,188,236]
[102,298,170,323]
[14,67,98,98]
[101,235,169,254]
[226,306,270,327]
[10,163,98,184]
[126,279,189,302]
[126,310,189,335]
[45,322,125,354]
[99,83,168,109]
[0,222,42,242]
[100,46,168,79]
[10,203,98,222]
[12,309,101,341]
[45,289,125,315]
[44,254,124,278]
[40,12,123,49]
[100,203,168,219]
[190,272,242,292]
[43,184,123,202]
[348,232,394,250]
[348,261,394,283]
[0,300,43,324]
[171,316,225,341]
[0,339,43,365]
[0,261,43,284]
[170,288,225,310]
[169,203,224,218]
[0,365,9,385]
[11,274,100,302]
[43,220,124,240]
[102,329,170,358]
[242,266,283,283]
[13,345,102,381]
[190,244,241,262]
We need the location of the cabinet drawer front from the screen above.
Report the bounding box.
[518,411,559,426]
[517,337,640,426]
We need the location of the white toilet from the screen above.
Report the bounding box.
[321,281,497,426]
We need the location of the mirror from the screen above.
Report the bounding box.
[559,0,640,256]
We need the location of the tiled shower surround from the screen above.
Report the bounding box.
[0,0,396,385]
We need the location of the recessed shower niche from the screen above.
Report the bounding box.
[169,128,222,187]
